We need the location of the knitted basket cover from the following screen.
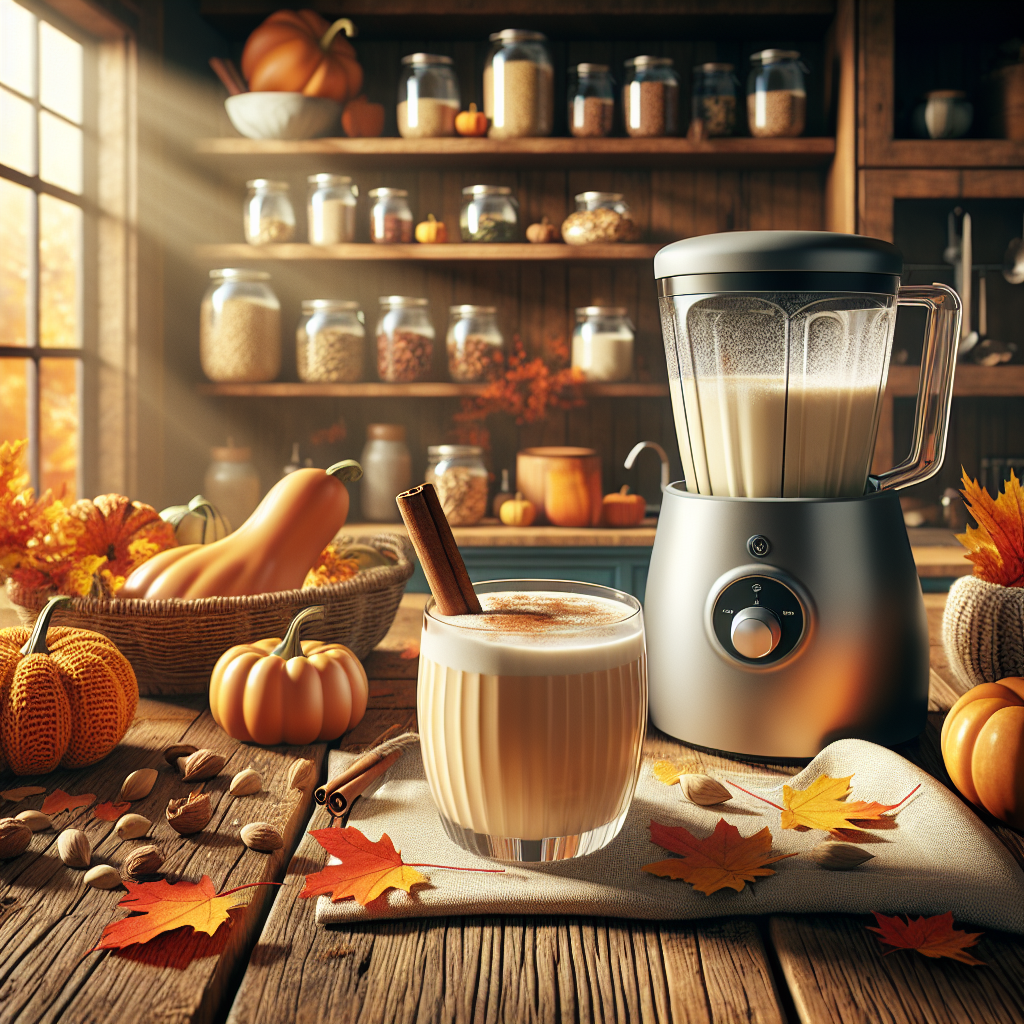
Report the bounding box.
[942,575,1024,690]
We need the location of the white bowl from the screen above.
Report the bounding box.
[225,92,342,140]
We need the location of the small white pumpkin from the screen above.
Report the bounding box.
[160,495,231,544]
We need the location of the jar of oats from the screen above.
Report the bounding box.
[307,174,358,244]
[398,53,460,137]
[623,56,679,137]
[447,305,504,382]
[747,50,807,138]
[243,180,295,244]
[200,269,281,382]
[297,299,364,383]
[376,295,434,382]
[692,63,739,137]
[572,305,634,382]
[432,445,489,526]
[483,29,554,138]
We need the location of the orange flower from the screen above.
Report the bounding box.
[303,546,360,588]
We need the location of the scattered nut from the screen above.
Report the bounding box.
[84,864,123,890]
[0,817,32,859]
[15,810,52,832]
[164,743,199,766]
[808,842,874,871]
[122,844,164,878]
[120,768,159,802]
[166,790,213,835]
[178,749,227,781]
[240,822,283,852]
[679,774,733,807]
[288,758,315,792]
[114,813,152,841]
[57,828,91,869]
[229,768,263,797]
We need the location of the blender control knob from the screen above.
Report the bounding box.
[730,607,782,659]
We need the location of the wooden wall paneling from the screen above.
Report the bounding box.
[857,0,891,169]
[797,169,825,227]
[747,172,775,230]
[771,171,800,230]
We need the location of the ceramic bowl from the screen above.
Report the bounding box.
[225,92,342,140]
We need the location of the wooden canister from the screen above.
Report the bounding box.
[516,447,602,527]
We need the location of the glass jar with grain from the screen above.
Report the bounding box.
[433,445,489,526]
[398,53,460,138]
[483,29,554,138]
[244,179,295,245]
[572,305,635,382]
[623,56,679,137]
[569,63,614,138]
[460,185,519,242]
[297,299,364,383]
[307,174,358,244]
[447,305,504,382]
[692,63,739,137]
[376,295,434,382]
[747,50,807,138]
[561,192,641,245]
[200,269,281,383]
[368,187,414,243]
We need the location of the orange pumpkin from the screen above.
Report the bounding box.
[415,214,448,244]
[241,11,363,103]
[545,466,599,528]
[940,676,1024,828]
[342,94,385,137]
[0,596,138,774]
[69,493,177,581]
[209,605,368,745]
[455,102,488,137]
[601,486,647,527]
[499,492,536,527]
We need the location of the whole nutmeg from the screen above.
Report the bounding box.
[229,768,263,797]
[178,749,227,782]
[120,768,159,802]
[122,844,164,878]
[288,758,316,792]
[679,774,732,807]
[57,828,91,869]
[166,790,213,835]
[808,842,875,871]
[115,813,152,841]
[164,743,198,766]
[15,810,52,832]
[240,822,284,852]
[0,817,32,859]
[84,864,123,890]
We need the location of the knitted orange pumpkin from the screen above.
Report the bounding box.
[0,596,138,775]
[69,493,177,580]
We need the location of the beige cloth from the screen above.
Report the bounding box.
[316,737,1024,934]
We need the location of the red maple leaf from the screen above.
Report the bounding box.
[867,911,985,965]
[94,800,131,821]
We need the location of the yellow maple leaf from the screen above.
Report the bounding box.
[957,468,1024,587]
[651,760,703,786]
[780,774,908,835]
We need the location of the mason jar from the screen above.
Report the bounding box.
[460,185,519,242]
[376,295,434,382]
[692,62,739,137]
[623,56,679,137]
[447,305,504,382]
[297,299,364,383]
[200,269,281,383]
[747,49,807,138]
[368,187,414,243]
[398,53,460,138]
[561,191,641,244]
[244,179,295,244]
[483,29,554,138]
[432,445,489,526]
[307,174,358,244]
[572,306,635,382]
[569,63,614,138]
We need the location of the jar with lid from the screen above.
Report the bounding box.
[360,424,412,522]
[623,56,679,137]
[203,439,260,533]
[376,296,434,382]
[398,53,460,138]
[692,63,739,137]
[432,445,488,526]
[569,63,614,138]
[307,174,358,244]
[244,179,295,244]
[561,192,641,245]
[483,29,554,138]
[747,49,807,138]
[297,299,364,383]
[572,306,635,382]
[200,269,281,383]
[460,185,519,242]
[447,305,504,382]
[369,188,413,243]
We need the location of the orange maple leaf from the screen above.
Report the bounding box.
[0,785,46,802]
[41,789,95,815]
[957,469,1024,588]
[867,911,985,965]
[94,800,131,821]
[643,818,796,895]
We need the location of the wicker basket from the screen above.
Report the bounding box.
[942,574,1024,690]
[6,533,414,696]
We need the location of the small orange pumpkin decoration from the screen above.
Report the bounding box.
[0,596,139,775]
[499,492,536,527]
[545,466,599,528]
[415,214,448,244]
[210,605,368,745]
[601,486,647,527]
[341,94,385,138]
[526,217,558,244]
[941,676,1024,828]
[455,102,488,137]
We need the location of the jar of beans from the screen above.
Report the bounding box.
[307,174,358,244]
[561,191,641,244]
[483,29,554,138]
[376,296,434,382]
[460,185,519,242]
[569,63,614,138]
[297,299,364,383]
[432,445,489,526]
[244,179,295,244]
[623,56,679,137]
[398,53,460,138]
[368,188,414,243]
[747,50,807,138]
[200,269,281,383]
[447,305,504,382]
[572,305,635,382]
[692,63,739,137]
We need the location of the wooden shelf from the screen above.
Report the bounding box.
[886,364,1024,398]
[867,139,1024,170]
[197,242,660,262]
[197,381,669,398]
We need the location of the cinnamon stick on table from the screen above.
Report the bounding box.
[396,483,481,615]
[314,723,401,807]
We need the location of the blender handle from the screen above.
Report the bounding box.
[873,283,962,492]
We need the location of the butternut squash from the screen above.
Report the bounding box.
[121,461,362,601]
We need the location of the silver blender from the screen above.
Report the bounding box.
[645,231,961,759]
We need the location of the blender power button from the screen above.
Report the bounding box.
[747,535,771,558]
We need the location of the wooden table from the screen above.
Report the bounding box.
[2,592,1022,1024]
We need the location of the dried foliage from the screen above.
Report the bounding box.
[867,911,985,965]
[957,469,1024,587]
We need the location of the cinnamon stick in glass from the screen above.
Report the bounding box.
[396,483,481,615]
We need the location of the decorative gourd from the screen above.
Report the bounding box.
[526,217,558,244]
[120,461,362,601]
[241,11,362,103]
[0,596,138,775]
[209,605,368,745]
[455,103,488,137]
[160,495,231,545]
[341,94,385,138]
[601,486,647,527]
[415,214,448,244]
[69,493,177,579]
[545,466,597,528]
[499,492,536,527]
[941,677,1024,828]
